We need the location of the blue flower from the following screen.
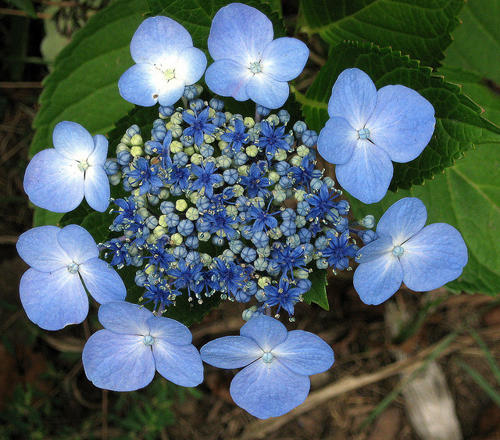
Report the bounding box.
[118,16,207,107]
[354,197,468,305]
[322,231,357,270]
[16,225,126,330]
[205,3,309,109]
[306,183,340,222]
[221,118,249,153]
[204,209,238,239]
[166,164,190,190]
[168,260,204,297]
[264,277,302,315]
[289,155,322,188]
[317,68,435,204]
[239,163,270,198]
[127,159,163,195]
[190,162,223,197]
[209,258,250,298]
[258,121,290,158]
[271,243,307,278]
[182,107,217,146]
[142,282,180,312]
[83,301,203,391]
[200,315,334,418]
[24,121,110,212]
[245,202,278,233]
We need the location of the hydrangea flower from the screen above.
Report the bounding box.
[83,302,203,391]
[24,121,110,213]
[200,315,334,419]
[354,197,468,305]
[317,68,435,204]
[118,16,207,107]
[17,225,126,330]
[205,3,309,109]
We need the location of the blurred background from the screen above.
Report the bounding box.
[1,0,499,439]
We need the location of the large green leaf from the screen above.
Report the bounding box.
[303,269,329,310]
[297,41,500,191]
[299,0,464,68]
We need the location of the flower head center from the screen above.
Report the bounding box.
[357,128,370,140]
[143,335,155,346]
[392,245,404,257]
[249,61,262,74]
[78,160,89,172]
[262,351,274,363]
[67,262,80,274]
[164,68,176,81]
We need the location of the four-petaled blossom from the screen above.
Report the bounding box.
[83,302,203,391]
[205,3,309,109]
[24,121,110,212]
[17,225,126,330]
[200,315,334,419]
[317,68,435,204]
[354,197,468,305]
[118,16,207,107]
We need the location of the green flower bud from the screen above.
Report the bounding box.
[184,146,195,156]
[135,195,147,208]
[268,227,283,240]
[290,155,302,166]
[190,153,203,165]
[109,173,121,186]
[116,143,130,153]
[293,268,310,279]
[170,141,183,154]
[130,134,143,146]
[189,191,200,204]
[295,215,306,228]
[268,171,280,183]
[218,140,229,150]
[296,145,310,157]
[238,165,249,176]
[272,187,286,203]
[226,205,238,218]
[251,197,265,208]
[153,226,166,239]
[198,231,211,242]
[137,207,149,219]
[159,189,170,200]
[145,264,156,275]
[175,199,188,212]
[224,112,232,122]
[232,184,244,197]
[170,232,183,246]
[130,146,143,157]
[258,276,271,289]
[200,253,212,266]
[246,144,259,157]
[171,112,183,125]
[266,114,279,126]
[146,235,157,245]
[171,125,183,139]
[295,189,306,202]
[217,155,232,169]
[186,207,199,221]
[243,116,255,128]
[274,148,287,161]
[158,215,168,228]
[204,133,215,144]
[120,134,131,146]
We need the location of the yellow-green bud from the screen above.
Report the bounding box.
[290,155,302,166]
[200,253,212,266]
[130,134,143,146]
[184,109,195,117]
[204,134,215,144]
[258,276,271,288]
[184,146,195,156]
[238,165,249,176]
[266,114,280,126]
[158,215,168,228]
[226,205,238,218]
[208,108,216,118]
[170,233,183,246]
[198,231,211,242]
[217,155,232,169]
[189,191,200,204]
[171,112,183,125]
[170,140,183,154]
[159,189,170,199]
[130,146,143,157]
[175,199,188,212]
[268,171,280,183]
[293,268,310,279]
[116,143,130,153]
[297,145,310,157]
[295,189,306,202]
[218,140,229,150]
[120,135,131,146]
[186,207,199,221]
[145,264,156,275]
[131,188,141,197]
[109,173,121,185]
[171,125,183,139]
[246,144,259,157]
[153,226,166,238]
[274,149,287,161]
[190,153,203,165]
[146,235,157,245]
[224,112,232,122]
[135,195,147,208]
[232,184,244,197]
[251,197,265,208]
[243,116,255,128]
[268,227,283,240]
[137,207,149,219]
[165,121,174,130]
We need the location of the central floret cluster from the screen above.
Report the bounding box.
[103,88,358,316]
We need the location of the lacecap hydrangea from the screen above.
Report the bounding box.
[17,2,468,420]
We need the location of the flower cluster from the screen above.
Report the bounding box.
[16,1,469,421]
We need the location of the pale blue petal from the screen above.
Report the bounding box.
[118,64,163,107]
[82,330,155,391]
[356,235,394,264]
[153,341,203,387]
[246,73,289,109]
[272,330,334,376]
[240,315,287,351]
[57,224,98,264]
[17,226,70,271]
[52,121,94,161]
[84,166,110,212]
[200,336,262,369]
[98,301,152,335]
[176,47,207,85]
[368,85,435,163]
[400,223,468,291]
[20,267,88,331]
[230,359,310,419]
[79,258,126,304]
[23,148,84,213]
[205,59,251,101]
[130,16,193,65]
[261,37,309,81]
[327,68,377,129]
[317,117,357,165]
[353,255,403,305]
[147,316,192,345]
[88,135,108,166]
[376,197,427,245]
[335,141,393,204]
[208,3,273,63]
[158,77,185,107]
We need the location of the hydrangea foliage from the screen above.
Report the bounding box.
[17,2,471,421]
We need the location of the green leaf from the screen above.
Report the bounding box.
[443,0,500,84]
[303,269,329,310]
[8,0,37,18]
[299,0,464,68]
[298,41,500,191]
[33,207,63,227]
[30,0,148,157]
